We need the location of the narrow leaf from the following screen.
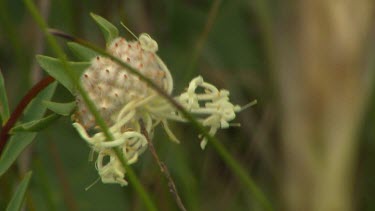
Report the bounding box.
[22,82,57,122]
[0,133,36,177]
[10,114,60,133]
[67,42,97,61]
[36,55,90,93]
[90,13,119,44]
[43,100,76,116]
[6,171,32,211]
[0,70,10,125]
[0,82,56,176]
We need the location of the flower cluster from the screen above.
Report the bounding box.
[73,34,247,186]
[178,76,242,149]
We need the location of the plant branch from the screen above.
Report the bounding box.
[139,119,187,211]
[0,76,55,154]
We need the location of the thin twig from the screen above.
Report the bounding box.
[139,119,187,211]
[0,76,55,154]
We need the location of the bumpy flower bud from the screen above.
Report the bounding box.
[74,34,172,129]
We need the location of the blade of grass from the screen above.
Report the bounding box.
[23,1,157,211]
[6,171,32,211]
[0,69,10,125]
[183,0,222,82]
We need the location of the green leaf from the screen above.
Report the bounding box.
[22,82,57,122]
[43,100,76,116]
[6,171,32,211]
[0,70,10,125]
[0,133,36,177]
[36,55,90,93]
[67,42,97,61]
[90,13,119,45]
[10,114,60,133]
[0,82,57,176]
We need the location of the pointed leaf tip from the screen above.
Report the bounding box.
[43,100,76,116]
[90,13,119,45]
[67,42,97,61]
[36,55,90,93]
[10,114,60,133]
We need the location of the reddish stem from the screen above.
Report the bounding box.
[0,76,55,154]
[139,119,187,211]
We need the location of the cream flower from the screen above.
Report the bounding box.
[73,34,249,185]
[177,76,242,149]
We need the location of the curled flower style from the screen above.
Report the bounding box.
[177,76,242,149]
[73,34,250,186]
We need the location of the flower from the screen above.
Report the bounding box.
[73,33,249,186]
[177,76,242,149]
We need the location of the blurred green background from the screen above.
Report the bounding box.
[1,0,374,211]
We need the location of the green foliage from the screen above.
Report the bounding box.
[0,133,37,177]
[36,55,90,93]
[90,13,119,45]
[10,114,60,133]
[6,171,32,211]
[0,71,9,125]
[67,42,97,61]
[0,82,56,176]
[43,101,76,116]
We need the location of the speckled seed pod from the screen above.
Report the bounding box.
[74,36,171,129]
